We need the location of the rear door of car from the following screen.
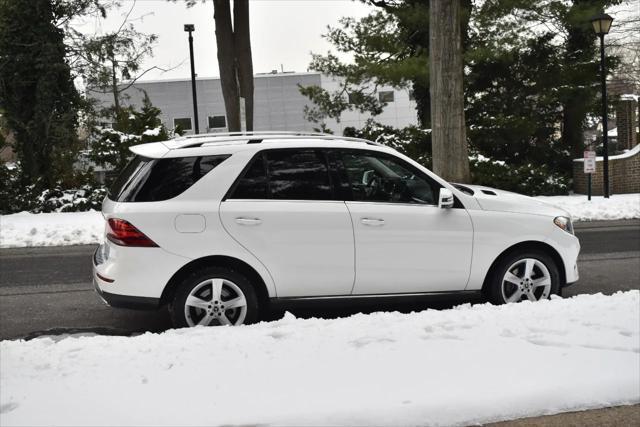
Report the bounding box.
[219,148,355,297]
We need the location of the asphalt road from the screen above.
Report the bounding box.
[1,220,638,340]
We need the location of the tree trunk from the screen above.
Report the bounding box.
[111,59,122,123]
[429,0,470,183]
[233,0,254,131]
[213,0,240,131]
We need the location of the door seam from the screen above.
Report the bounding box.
[344,202,357,294]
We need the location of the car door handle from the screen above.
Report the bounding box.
[361,218,385,226]
[235,217,262,226]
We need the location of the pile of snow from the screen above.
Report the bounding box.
[535,193,640,221]
[0,211,104,248]
[2,292,638,426]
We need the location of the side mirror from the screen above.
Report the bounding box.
[438,188,454,209]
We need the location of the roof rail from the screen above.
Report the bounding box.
[175,130,330,140]
[170,133,383,149]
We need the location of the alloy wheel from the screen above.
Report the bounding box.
[501,258,552,303]
[183,278,248,326]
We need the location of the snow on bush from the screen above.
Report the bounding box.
[0,211,104,248]
[1,292,638,426]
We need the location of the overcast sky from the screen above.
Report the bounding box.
[75,0,373,81]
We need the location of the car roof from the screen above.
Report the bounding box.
[130,131,390,159]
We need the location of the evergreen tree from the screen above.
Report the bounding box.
[0,0,81,189]
[301,0,624,181]
[89,93,170,171]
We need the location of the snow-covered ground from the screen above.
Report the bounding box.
[1,292,638,426]
[0,193,638,248]
[0,210,104,248]
[536,193,640,222]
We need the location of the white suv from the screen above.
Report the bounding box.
[93,132,580,327]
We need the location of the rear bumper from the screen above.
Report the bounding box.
[92,243,188,309]
[93,278,160,310]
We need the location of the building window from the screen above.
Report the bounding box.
[173,117,193,131]
[409,90,415,101]
[208,115,226,129]
[378,91,394,103]
[348,93,358,104]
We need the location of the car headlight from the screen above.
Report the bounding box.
[553,216,574,234]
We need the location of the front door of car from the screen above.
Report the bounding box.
[336,149,474,294]
[220,148,354,298]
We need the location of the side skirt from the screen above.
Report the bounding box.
[269,290,483,310]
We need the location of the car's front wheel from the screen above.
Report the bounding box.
[170,266,259,327]
[487,251,560,304]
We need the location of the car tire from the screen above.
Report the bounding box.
[170,266,259,328]
[486,250,560,305]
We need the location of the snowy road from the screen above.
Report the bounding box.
[0,220,638,340]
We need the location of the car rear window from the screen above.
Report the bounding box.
[109,155,229,202]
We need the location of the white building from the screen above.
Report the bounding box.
[89,71,418,134]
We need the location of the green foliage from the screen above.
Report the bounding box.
[0,163,106,214]
[344,119,432,167]
[470,154,570,196]
[300,1,431,127]
[88,93,169,171]
[0,0,81,190]
[470,0,622,160]
[300,0,625,194]
[465,33,570,171]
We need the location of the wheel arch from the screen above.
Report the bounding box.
[160,255,271,307]
[481,240,567,294]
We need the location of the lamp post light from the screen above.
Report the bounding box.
[184,24,199,134]
[590,12,614,198]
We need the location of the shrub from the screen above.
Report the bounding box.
[470,154,570,196]
[344,119,432,168]
[0,163,106,214]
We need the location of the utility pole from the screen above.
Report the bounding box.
[184,24,199,134]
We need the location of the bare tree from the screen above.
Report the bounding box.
[212,0,254,132]
[79,1,166,121]
[429,0,470,183]
[213,0,240,130]
[234,0,254,131]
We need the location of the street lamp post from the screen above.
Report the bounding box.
[590,12,614,198]
[184,24,199,134]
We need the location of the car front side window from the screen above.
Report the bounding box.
[340,151,438,205]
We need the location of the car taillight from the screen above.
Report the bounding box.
[106,218,159,247]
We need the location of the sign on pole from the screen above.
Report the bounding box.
[584,150,596,201]
[584,151,596,174]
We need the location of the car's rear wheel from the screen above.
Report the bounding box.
[170,267,259,327]
[487,251,560,304]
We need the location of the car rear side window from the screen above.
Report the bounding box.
[109,155,229,202]
[227,149,333,200]
[230,154,268,199]
[266,149,332,200]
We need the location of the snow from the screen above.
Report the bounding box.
[620,93,639,102]
[0,193,638,248]
[573,143,640,161]
[0,211,104,248]
[535,193,640,221]
[1,291,638,426]
[143,126,162,136]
